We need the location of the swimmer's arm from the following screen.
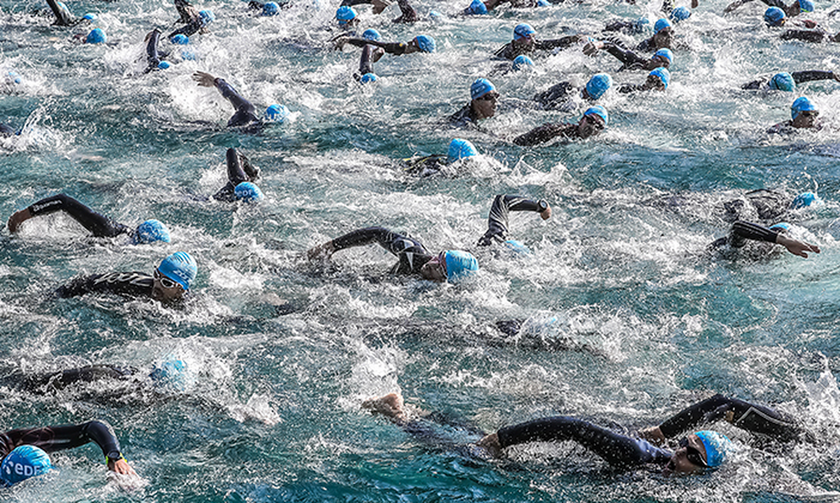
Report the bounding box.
[341,0,392,14]
[478,195,550,246]
[535,35,585,51]
[642,394,736,444]
[393,0,418,23]
[194,73,254,113]
[791,70,837,84]
[759,0,785,8]
[359,45,376,75]
[780,29,826,42]
[46,0,76,26]
[9,194,128,237]
[732,220,820,257]
[309,226,406,259]
[343,38,410,55]
[617,83,643,94]
[602,20,634,32]
[513,123,575,146]
[602,42,645,67]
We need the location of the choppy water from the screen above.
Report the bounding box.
[1,0,839,500]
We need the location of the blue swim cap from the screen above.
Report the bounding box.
[585,73,612,100]
[791,192,820,209]
[158,251,197,291]
[764,7,785,26]
[694,431,732,468]
[1,445,52,486]
[537,0,550,6]
[512,55,534,71]
[263,1,280,15]
[791,96,816,119]
[199,9,215,24]
[429,10,442,19]
[264,104,289,122]
[634,17,651,34]
[768,72,795,92]
[360,73,378,83]
[82,13,96,20]
[181,49,197,60]
[769,222,790,232]
[362,28,381,42]
[134,219,171,244]
[470,78,496,100]
[465,0,487,15]
[447,138,478,162]
[335,6,357,23]
[584,105,608,125]
[414,35,435,53]
[157,61,171,70]
[503,239,531,255]
[7,71,21,85]
[171,34,190,45]
[654,48,674,65]
[797,0,814,13]
[670,6,691,22]
[86,28,106,44]
[443,250,479,281]
[514,23,536,41]
[654,18,672,33]
[235,181,264,202]
[149,359,190,392]
[649,67,670,89]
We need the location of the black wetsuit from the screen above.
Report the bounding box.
[709,220,783,251]
[478,195,547,246]
[741,71,837,89]
[0,365,139,393]
[355,44,378,80]
[533,82,593,110]
[722,189,790,224]
[340,0,418,23]
[495,36,582,60]
[168,17,206,39]
[144,28,168,73]
[25,194,131,238]
[448,104,481,129]
[497,395,806,468]
[213,148,260,201]
[330,227,434,275]
[46,0,76,26]
[0,421,124,463]
[212,78,260,128]
[601,42,652,71]
[342,38,415,56]
[780,29,838,43]
[0,124,15,137]
[514,122,580,146]
[55,272,154,299]
[174,0,201,24]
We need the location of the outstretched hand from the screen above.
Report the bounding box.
[307,241,335,261]
[108,457,137,476]
[540,205,552,220]
[192,71,216,87]
[777,233,820,258]
[582,41,603,57]
[638,426,666,445]
[7,208,31,233]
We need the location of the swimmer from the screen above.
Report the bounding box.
[143,28,170,73]
[495,24,586,60]
[449,78,500,128]
[768,96,821,133]
[335,34,436,54]
[307,227,479,282]
[741,70,840,91]
[169,2,213,40]
[8,193,171,244]
[45,0,77,26]
[55,251,197,303]
[192,71,278,129]
[635,18,674,51]
[725,0,812,18]
[583,41,673,71]
[617,67,670,93]
[513,106,608,146]
[212,148,264,202]
[709,220,820,258]
[402,138,480,176]
[721,189,822,224]
[335,6,360,30]
[340,0,418,23]
[0,420,136,486]
[477,194,551,247]
[780,27,840,43]
[532,73,612,111]
[0,123,16,137]
[247,0,289,15]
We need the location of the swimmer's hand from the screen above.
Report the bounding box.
[107,458,144,491]
[372,0,391,15]
[307,240,335,261]
[108,457,137,476]
[333,36,348,50]
[540,204,552,220]
[776,233,820,258]
[7,208,32,233]
[691,0,698,7]
[638,426,666,445]
[476,433,503,458]
[833,71,840,83]
[192,71,217,87]
[582,40,603,57]
[802,20,817,29]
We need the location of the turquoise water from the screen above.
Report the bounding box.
[1,0,839,500]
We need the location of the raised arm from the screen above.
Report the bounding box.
[478,195,550,246]
[535,35,585,51]
[514,122,576,146]
[730,220,820,257]
[308,226,428,260]
[393,0,418,23]
[46,0,76,26]
[791,70,839,84]
[337,37,412,55]
[8,194,129,237]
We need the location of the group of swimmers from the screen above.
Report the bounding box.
[0,0,833,493]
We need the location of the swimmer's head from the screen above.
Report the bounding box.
[634,17,651,33]
[512,55,534,71]
[149,359,190,392]
[0,445,53,486]
[670,6,691,22]
[653,48,673,66]
[465,0,488,15]
[359,73,378,84]
[443,250,479,281]
[362,29,382,42]
[537,0,550,6]
[584,105,608,126]
[768,222,790,232]
[86,28,106,44]
[694,430,732,468]
[262,2,280,15]
[264,104,289,122]
[157,61,171,70]
[791,192,821,209]
[199,9,215,25]
[649,67,670,90]
[768,72,795,92]
[764,7,785,26]
[157,251,197,291]
[796,0,814,13]
[447,138,478,163]
[82,13,96,20]
[514,23,536,41]
[654,18,672,34]
[413,35,436,53]
[171,34,190,45]
[134,220,171,244]
[470,78,496,100]
[585,73,612,100]
[235,182,264,202]
[791,96,817,120]
[335,6,357,25]
[6,71,21,85]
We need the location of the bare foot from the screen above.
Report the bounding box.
[362,393,408,423]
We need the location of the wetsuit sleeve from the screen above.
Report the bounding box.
[46,0,75,26]
[759,0,785,7]
[342,38,409,55]
[617,83,643,94]
[145,29,163,73]
[27,194,130,238]
[214,78,259,127]
[513,123,577,146]
[331,226,432,274]
[1,421,123,460]
[603,43,647,68]
[780,30,826,42]
[359,44,376,75]
[19,365,137,392]
[791,70,836,84]
[55,272,154,299]
[603,20,635,33]
[497,416,672,468]
[729,220,779,247]
[168,18,204,38]
[533,81,576,107]
[534,36,581,51]
[741,78,765,90]
[657,394,806,442]
[478,195,546,246]
[393,0,418,23]
[494,43,516,60]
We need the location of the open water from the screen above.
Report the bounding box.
[1,0,839,500]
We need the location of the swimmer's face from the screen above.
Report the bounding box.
[513,34,535,49]
[645,74,667,91]
[650,55,670,69]
[420,253,448,282]
[472,91,499,119]
[578,114,605,139]
[792,110,818,128]
[152,269,186,303]
[663,434,707,477]
[654,27,672,48]
[405,38,421,54]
